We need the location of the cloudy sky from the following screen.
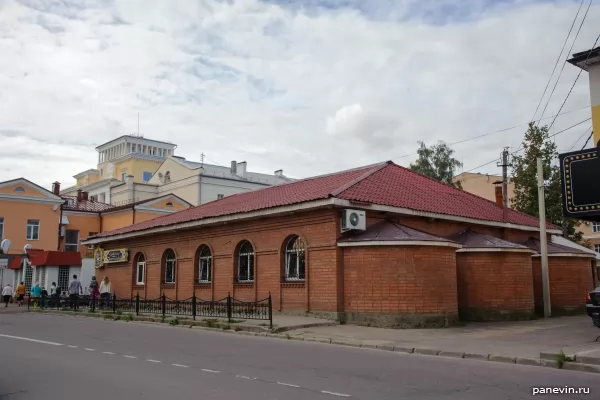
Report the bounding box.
[0,0,598,189]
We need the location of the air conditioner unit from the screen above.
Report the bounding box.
[341,209,366,232]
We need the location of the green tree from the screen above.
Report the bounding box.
[409,141,463,188]
[510,123,585,244]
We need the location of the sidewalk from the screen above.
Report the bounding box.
[285,315,600,361]
[0,303,29,315]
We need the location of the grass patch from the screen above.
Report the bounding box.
[169,317,180,326]
[113,315,121,321]
[160,315,167,323]
[116,310,123,316]
[222,324,231,330]
[229,319,245,324]
[124,313,134,322]
[556,350,567,369]
[103,314,113,320]
[202,318,218,328]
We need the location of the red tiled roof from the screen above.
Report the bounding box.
[94,161,557,240]
[339,220,455,244]
[62,196,114,212]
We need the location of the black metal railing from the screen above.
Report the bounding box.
[28,292,273,328]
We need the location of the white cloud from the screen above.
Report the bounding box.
[0,0,598,188]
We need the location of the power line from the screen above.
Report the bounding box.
[393,104,588,161]
[548,33,600,131]
[537,0,592,125]
[568,126,592,151]
[581,129,594,150]
[460,117,592,175]
[530,0,585,122]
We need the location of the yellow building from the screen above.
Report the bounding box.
[568,47,600,147]
[453,172,515,206]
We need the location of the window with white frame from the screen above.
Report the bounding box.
[57,267,70,296]
[284,236,306,281]
[65,230,79,252]
[197,245,211,283]
[593,223,600,233]
[26,220,40,240]
[163,249,176,284]
[0,217,4,240]
[595,244,600,254]
[237,241,254,282]
[136,254,145,285]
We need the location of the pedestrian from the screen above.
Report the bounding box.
[41,287,48,297]
[89,276,99,308]
[31,282,41,309]
[68,274,82,310]
[2,284,12,307]
[99,276,111,307]
[50,282,58,298]
[15,282,25,307]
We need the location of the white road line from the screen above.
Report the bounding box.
[236,375,253,380]
[68,345,78,348]
[321,391,351,397]
[201,368,220,373]
[0,334,63,346]
[123,355,137,359]
[147,359,162,363]
[277,382,300,388]
[172,364,189,368]
[102,352,115,355]
[84,348,96,351]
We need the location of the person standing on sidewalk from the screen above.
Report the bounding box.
[15,282,25,307]
[99,276,111,308]
[2,284,13,307]
[68,275,82,310]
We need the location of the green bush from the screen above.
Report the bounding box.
[169,317,180,326]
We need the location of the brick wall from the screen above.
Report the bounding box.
[456,251,534,321]
[99,209,339,313]
[532,256,596,314]
[342,245,458,327]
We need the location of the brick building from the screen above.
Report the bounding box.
[84,161,597,327]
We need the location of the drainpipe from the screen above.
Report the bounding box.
[57,201,66,251]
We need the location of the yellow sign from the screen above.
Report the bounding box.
[103,248,129,264]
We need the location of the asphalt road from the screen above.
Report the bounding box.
[0,313,598,400]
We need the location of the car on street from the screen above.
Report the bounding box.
[586,287,600,327]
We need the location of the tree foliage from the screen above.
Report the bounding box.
[409,141,463,188]
[510,123,585,245]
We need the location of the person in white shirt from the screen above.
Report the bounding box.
[99,276,112,307]
[2,284,13,307]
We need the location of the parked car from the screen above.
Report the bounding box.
[586,287,600,328]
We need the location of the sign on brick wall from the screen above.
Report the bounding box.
[559,147,600,221]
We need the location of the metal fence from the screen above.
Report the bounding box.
[28,293,273,328]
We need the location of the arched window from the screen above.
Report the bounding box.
[163,249,176,284]
[166,202,174,207]
[237,241,254,282]
[135,254,145,285]
[197,245,212,283]
[284,236,306,281]
[13,186,25,193]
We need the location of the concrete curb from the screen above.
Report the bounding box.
[30,311,600,375]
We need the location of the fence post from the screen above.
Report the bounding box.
[27,295,30,311]
[112,292,116,313]
[192,295,197,321]
[135,293,140,316]
[227,293,232,323]
[268,292,273,330]
[92,292,96,313]
[161,293,166,317]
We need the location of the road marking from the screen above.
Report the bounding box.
[236,375,253,380]
[321,391,351,397]
[123,355,137,359]
[102,352,115,355]
[172,364,189,368]
[0,334,63,346]
[68,345,78,348]
[84,348,95,351]
[277,382,300,388]
[201,368,220,373]
[147,359,162,363]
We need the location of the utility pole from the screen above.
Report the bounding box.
[537,157,551,318]
[497,148,511,221]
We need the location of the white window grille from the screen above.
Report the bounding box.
[65,230,79,252]
[595,244,600,254]
[136,254,145,285]
[197,245,211,283]
[237,241,254,282]
[26,220,40,240]
[58,267,70,296]
[285,236,306,281]
[164,250,176,284]
[593,223,600,233]
[24,263,33,294]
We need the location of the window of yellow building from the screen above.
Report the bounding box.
[26,220,40,240]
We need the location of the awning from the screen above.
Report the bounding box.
[61,215,70,225]
[28,250,81,267]
[8,256,23,270]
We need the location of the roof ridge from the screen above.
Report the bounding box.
[331,161,391,197]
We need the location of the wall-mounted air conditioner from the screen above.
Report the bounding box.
[341,209,366,232]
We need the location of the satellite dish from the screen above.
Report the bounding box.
[0,239,10,254]
[24,244,32,253]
